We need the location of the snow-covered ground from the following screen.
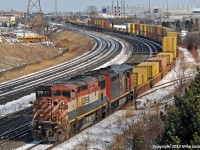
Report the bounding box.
[0,93,35,116]
[15,47,199,150]
[95,36,131,69]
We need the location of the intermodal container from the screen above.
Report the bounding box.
[167,32,178,44]
[143,24,147,32]
[104,21,110,28]
[147,57,167,71]
[135,62,160,79]
[133,68,148,87]
[140,24,143,31]
[162,37,177,58]
[158,35,162,43]
[152,26,156,33]
[144,31,147,37]
[140,24,147,32]
[147,25,152,33]
[157,52,173,65]
[135,24,140,31]
[131,23,135,34]
[126,23,131,33]
[157,27,161,36]
[94,20,97,25]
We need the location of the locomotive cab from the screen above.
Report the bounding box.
[32,85,74,141]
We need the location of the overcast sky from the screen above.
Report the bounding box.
[0,0,198,12]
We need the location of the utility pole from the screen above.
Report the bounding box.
[112,1,114,18]
[117,1,119,18]
[55,0,58,17]
[149,0,151,22]
[124,1,126,19]
[121,0,122,18]
[25,0,44,36]
[167,0,169,18]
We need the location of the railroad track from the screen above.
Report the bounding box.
[0,124,30,147]
[0,31,123,104]
[0,26,163,150]
[0,107,32,126]
[28,74,189,150]
[103,31,161,64]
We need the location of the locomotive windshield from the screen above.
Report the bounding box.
[52,90,71,99]
[36,90,52,99]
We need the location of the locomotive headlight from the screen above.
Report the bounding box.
[39,114,43,117]
[53,114,56,118]
[38,125,42,129]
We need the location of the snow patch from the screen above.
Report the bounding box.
[0,93,35,116]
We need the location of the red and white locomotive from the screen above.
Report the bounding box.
[31,64,133,141]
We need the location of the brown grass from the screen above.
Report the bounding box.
[0,30,94,82]
[110,114,164,150]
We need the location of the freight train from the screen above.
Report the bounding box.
[30,20,178,142]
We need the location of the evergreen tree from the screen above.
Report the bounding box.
[161,68,200,145]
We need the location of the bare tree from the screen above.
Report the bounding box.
[86,5,98,18]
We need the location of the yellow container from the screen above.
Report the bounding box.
[76,19,80,23]
[130,23,136,34]
[167,32,177,44]
[157,27,161,36]
[140,24,143,31]
[133,68,148,87]
[126,23,131,33]
[94,20,97,25]
[157,52,173,65]
[135,62,160,79]
[162,37,177,58]
[143,24,147,32]
[147,25,152,33]
[162,37,176,52]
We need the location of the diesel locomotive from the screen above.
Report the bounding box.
[31,21,178,141]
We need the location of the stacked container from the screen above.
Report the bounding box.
[131,23,136,34]
[162,37,177,58]
[133,68,148,87]
[157,52,173,65]
[167,32,178,44]
[135,24,140,35]
[135,62,160,80]
[147,57,167,71]
[126,23,131,33]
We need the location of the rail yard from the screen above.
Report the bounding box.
[0,0,200,150]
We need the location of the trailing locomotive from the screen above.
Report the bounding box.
[31,22,178,142]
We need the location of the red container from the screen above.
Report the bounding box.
[104,21,110,28]
[147,57,167,71]
[144,31,147,37]
[135,24,140,31]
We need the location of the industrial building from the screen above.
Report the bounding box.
[0,15,16,27]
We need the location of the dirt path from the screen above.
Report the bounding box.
[0,30,94,82]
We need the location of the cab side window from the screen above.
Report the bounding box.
[62,90,70,99]
[53,90,61,96]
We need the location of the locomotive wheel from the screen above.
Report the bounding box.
[70,123,75,135]
[95,109,102,122]
[102,106,108,118]
[56,131,66,141]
